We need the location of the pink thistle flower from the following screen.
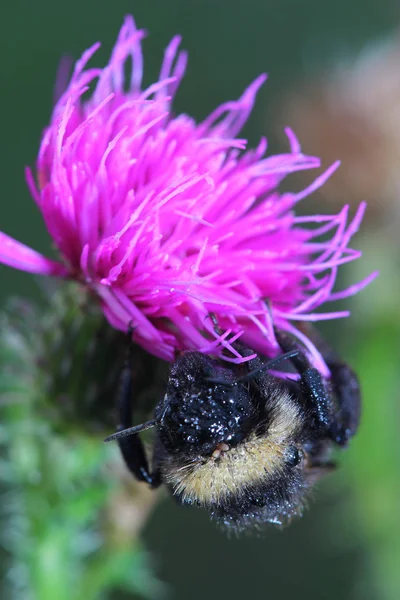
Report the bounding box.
[0,16,376,375]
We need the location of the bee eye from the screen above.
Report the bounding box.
[285,446,301,467]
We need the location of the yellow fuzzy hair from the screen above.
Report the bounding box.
[163,390,302,506]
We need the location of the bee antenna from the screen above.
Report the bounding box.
[205,312,223,335]
[236,350,299,383]
[104,419,157,443]
[205,377,236,387]
[205,350,299,387]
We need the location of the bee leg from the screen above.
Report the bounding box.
[304,462,336,485]
[299,324,361,444]
[274,328,356,446]
[116,326,161,488]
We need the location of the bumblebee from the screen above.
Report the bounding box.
[106,326,360,531]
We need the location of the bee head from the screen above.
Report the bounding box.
[155,352,258,457]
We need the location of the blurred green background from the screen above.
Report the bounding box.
[1,1,399,599]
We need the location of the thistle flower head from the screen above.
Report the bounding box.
[0,16,376,374]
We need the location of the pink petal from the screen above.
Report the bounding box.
[0,233,67,276]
